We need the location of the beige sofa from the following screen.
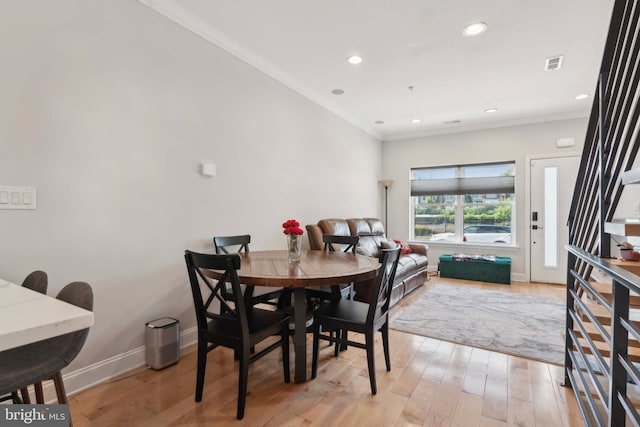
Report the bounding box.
[306,218,428,307]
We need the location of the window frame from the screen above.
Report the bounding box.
[410,161,516,246]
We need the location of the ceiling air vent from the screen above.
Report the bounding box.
[545,55,564,71]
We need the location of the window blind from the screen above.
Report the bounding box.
[410,176,515,196]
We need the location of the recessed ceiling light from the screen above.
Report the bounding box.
[575,94,589,100]
[331,89,344,95]
[484,108,498,113]
[374,120,385,125]
[411,119,421,124]
[347,55,363,65]
[463,22,487,37]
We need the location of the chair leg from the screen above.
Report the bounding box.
[381,323,391,372]
[237,350,250,420]
[365,331,377,395]
[311,323,320,379]
[35,382,44,404]
[52,372,68,404]
[11,391,21,404]
[51,373,73,427]
[195,339,207,402]
[281,327,290,383]
[20,388,31,404]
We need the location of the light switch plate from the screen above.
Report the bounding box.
[0,186,36,210]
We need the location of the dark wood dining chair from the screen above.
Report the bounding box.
[311,247,401,395]
[314,234,360,301]
[303,234,360,352]
[0,281,93,421]
[323,234,360,253]
[213,234,283,307]
[184,250,290,420]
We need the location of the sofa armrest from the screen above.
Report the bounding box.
[408,242,428,256]
[305,224,324,250]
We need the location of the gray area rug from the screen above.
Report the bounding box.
[391,283,566,365]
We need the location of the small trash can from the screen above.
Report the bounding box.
[145,317,180,370]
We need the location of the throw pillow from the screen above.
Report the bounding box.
[393,239,412,255]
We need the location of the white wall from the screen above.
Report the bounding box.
[381,118,589,278]
[0,0,381,378]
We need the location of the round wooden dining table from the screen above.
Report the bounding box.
[205,249,379,383]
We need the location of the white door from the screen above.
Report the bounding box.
[530,156,580,284]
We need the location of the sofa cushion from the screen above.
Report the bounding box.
[380,239,397,250]
[357,236,381,258]
[394,253,427,283]
[318,219,351,236]
[347,218,371,236]
[404,252,428,269]
[364,218,385,235]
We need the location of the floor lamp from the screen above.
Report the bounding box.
[378,180,394,232]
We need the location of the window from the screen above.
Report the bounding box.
[410,161,515,244]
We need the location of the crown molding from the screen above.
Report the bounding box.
[382,110,590,142]
[138,0,381,141]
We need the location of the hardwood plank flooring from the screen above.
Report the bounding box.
[67,277,584,426]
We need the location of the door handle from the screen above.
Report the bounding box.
[532,225,544,230]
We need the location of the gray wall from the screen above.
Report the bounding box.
[381,118,590,278]
[0,0,381,373]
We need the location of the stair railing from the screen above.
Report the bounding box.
[565,0,640,425]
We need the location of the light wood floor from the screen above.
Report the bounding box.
[68,277,584,426]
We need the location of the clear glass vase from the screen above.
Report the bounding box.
[286,234,302,263]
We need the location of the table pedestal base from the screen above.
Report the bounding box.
[294,288,307,383]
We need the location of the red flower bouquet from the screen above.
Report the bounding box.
[282,219,304,236]
[283,219,303,263]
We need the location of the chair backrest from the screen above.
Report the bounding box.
[22,270,48,294]
[214,235,251,254]
[323,234,359,254]
[366,247,401,325]
[184,250,249,337]
[53,282,94,364]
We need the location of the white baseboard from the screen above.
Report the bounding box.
[511,272,526,282]
[38,326,198,403]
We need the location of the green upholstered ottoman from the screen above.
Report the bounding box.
[438,254,511,284]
